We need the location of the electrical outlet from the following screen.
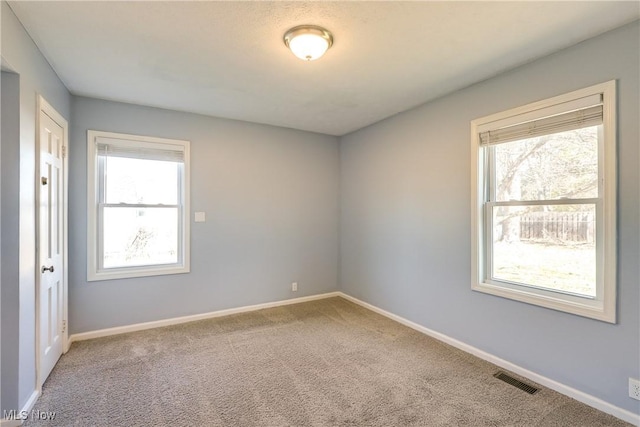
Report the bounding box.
[630,378,640,400]
[291,282,298,292]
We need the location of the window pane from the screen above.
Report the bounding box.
[492,204,595,297]
[494,126,598,202]
[103,207,178,269]
[104,157,178,204]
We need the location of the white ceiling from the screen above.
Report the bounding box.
[8,1,639,136]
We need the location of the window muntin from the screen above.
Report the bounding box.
[471,81,616,323]
[88,131,190,281]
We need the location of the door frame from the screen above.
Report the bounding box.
[35,94,69,392]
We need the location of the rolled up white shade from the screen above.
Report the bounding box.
[479,94,603,146]
[96,137,184,162]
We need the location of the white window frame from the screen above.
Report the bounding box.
[87,130,190,281]
[470,81,616,323]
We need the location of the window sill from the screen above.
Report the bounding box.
[472,280,615,323]
[88,265,190,282]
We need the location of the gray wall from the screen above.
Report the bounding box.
[1,0,72,411]
[69,97,339,333]
[339,21,639,414]
[1,71,20,414]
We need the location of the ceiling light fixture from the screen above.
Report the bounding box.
[283,25,333,61]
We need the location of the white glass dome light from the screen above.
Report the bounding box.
[284,25,333,61]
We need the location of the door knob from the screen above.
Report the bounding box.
[42,266,55,273]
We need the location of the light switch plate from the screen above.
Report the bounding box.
[194,212,206,222]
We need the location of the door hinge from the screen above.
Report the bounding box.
[62,320,67,334]
[62,145,66,158]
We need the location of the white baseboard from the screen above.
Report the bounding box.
[338,292,640,426]
[0,390,40,427]
[22,390,40,416]
[69,292,342,344]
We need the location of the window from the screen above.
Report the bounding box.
[87,131,190,281]
[470,81,616,322]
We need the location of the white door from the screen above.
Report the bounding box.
[38,106,66,383]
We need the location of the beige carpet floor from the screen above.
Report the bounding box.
[26,297,631,426]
